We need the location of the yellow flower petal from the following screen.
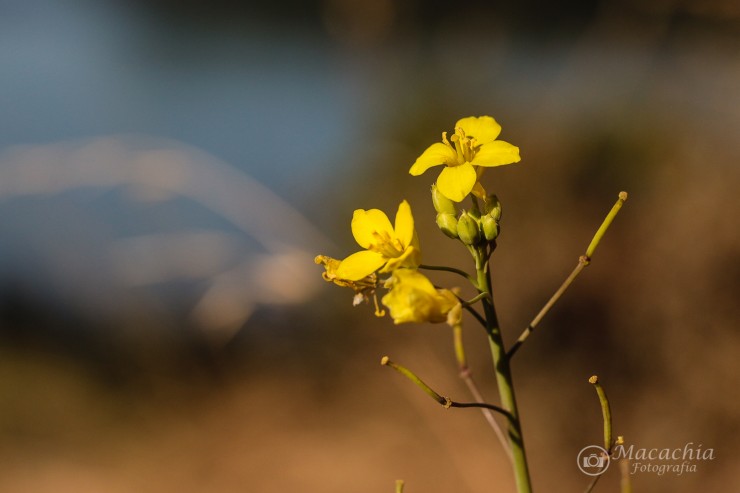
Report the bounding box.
[381,245,420,273]
[381,269,458,324]
[470,140,521,167]
[409,142,458,176]
[456,116,501,144]
[436,162,477,202]
[336,250,386,281]
[351,208,394,249]
[394,200,414,248]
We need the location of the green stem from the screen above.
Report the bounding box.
[463,291,492,306]
[589,375,613,452]
[453,320,513,461]
[420,264,476,285]
[474,248,533,493]
[586,191,628,259]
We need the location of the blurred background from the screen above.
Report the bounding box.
[0,0,738,491]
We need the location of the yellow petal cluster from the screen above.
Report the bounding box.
[409,116,520,202]
[336,200,421,281]
[381,269,458,324]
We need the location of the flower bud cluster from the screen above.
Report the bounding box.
[432,185,459,239]
[431,186,502,247]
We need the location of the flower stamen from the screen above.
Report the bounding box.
[369,231,404,258]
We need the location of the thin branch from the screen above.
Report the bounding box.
[462,291,492,306]
[507,258,587,358]
[454,294,487,328]
[448,401,514,415]
[583,473,601,493]
[460,372,513,462]
[452,321,513,462]
[420,264,476,285]
[619,454,633,493]
[380,356,513,420]
[586,191,628,259]
[508,192,628,358]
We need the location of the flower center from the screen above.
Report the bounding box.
[443,127,478,166]
[369,230,405,258]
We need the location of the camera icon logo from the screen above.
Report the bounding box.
[577,445,610,476]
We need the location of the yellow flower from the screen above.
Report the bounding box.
[381,269,459,324]
[409,116,520,202]
[336,200,421,281]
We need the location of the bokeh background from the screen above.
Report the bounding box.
[0,1,738,492]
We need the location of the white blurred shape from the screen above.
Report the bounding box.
[109,231,240,286]
[0,136,332,338]
[191,247,316,340]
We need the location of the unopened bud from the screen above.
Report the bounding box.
[431,184,457,215]
[484,194,502,222]
[457,212,481,246]
[481,215,499,241]
[436,213,459,239]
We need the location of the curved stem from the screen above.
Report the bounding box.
[419,264,476,285]
[463,291,492,306]
[453,293,487,329]
[589,375,613,452]
[464,305,487,328]
[381,356,513,419]
[448,401,513,416]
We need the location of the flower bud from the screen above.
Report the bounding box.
[481,215,499,241]
[484,194,502,222]
[431,184,457,215]
[436,213,459,239]
[457,211,481,246]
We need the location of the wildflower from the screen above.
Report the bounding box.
[381,269,459,324]
[315,255,384,316]
[336,200,421,281]
[409,116,520,202]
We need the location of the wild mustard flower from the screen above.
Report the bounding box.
[409,116,520,202]
[381,269,459,324]
[335,200,421,281]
